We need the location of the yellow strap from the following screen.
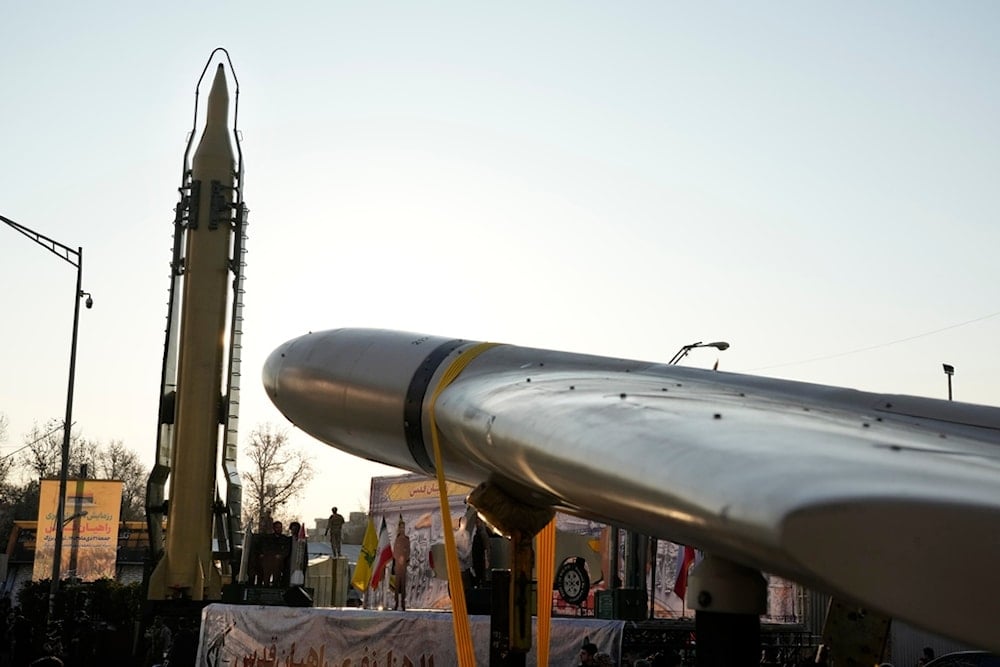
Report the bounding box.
[429,342,499,667]
[536,517,557,667]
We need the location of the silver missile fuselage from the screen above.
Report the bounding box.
[264,327,1000,651]
[150,64,236,599]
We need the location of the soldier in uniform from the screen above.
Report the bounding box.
[325,507,345,557]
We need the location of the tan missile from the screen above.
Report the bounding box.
[148,64,235,600]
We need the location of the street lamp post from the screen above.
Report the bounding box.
[1,214,90,625]
[669,340,730,365]
[943,363,955,401]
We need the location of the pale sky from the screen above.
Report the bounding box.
[2,3,998,527]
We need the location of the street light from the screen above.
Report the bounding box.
[668,340,730,365]
[943,363,955,401]
[0,214,90,624]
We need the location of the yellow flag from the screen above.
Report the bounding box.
[351,517,378,592]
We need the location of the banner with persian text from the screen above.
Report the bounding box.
[33,478,123,582]
[197,604,625,666]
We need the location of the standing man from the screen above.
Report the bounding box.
[392,516,411,611]
[325,507,345,557]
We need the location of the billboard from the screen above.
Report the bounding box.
[367,474,800,621]
[366,474,612,613]
[367,473,474,610]
[198,604,625,666]
[33,478,123,582]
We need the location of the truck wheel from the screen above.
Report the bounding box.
[555,557,590,605]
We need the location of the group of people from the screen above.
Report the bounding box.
[260,515,307,540]
[249,506,347,589]
[578,639,667,667]
[251,514,311,587]
[142,616,198,667]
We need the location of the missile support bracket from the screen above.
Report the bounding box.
[186,181,201,230]
[228,203,247,274]
[208,180,234,230]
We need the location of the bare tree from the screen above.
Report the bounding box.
[19,420,64,480]
[242,423,314,529]
[94,439,148,520]
[0,414,19,544]
[0,414,15,488]
[0,418,149,546]
[17,419,97,482]
[70,437,100,477]
[0,420,64,546]
[14,421,147,520]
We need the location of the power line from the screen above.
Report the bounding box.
[745,310,1000,372]
[0,423,67,460]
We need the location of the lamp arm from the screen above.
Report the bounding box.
[0,214,81,268]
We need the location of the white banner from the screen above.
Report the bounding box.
[198,604,624,666]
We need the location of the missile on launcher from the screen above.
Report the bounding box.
[263,327,1000,652]
[147,54,247,601]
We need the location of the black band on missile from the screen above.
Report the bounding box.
[403,338,466,476]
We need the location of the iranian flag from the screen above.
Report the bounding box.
[369,516,394,589]
[673,545,696,601]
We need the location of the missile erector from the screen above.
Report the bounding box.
[264,327,1000,652]
[147,51,247,601]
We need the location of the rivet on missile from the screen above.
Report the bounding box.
[862,422,870,428]
[713,413,722,419]
[620,393,627,399]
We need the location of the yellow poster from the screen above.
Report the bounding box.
[33,478,123,582]
[384,479,472,502]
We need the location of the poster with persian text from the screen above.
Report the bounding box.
[33,478,123,582]
[197,604,625,666]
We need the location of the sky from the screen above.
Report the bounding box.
[2,3,999,529]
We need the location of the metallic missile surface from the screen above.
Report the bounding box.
[264,328,1000,651]
[148,63,237,599]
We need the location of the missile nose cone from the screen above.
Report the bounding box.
[205,63,229,129]
[262,340,289,405]
[193,62,235,177]
[262,329,463,472]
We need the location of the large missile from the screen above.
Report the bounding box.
[148,64,236,599]
[263,328,1000,651]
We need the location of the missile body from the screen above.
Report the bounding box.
[149,64,235,599]
[264,328,1000,651]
